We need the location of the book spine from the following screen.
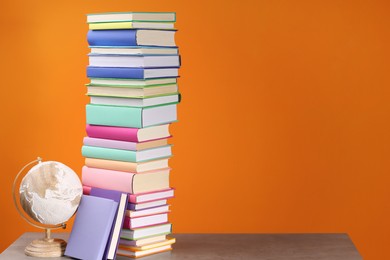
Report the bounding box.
[87,66,145,79]
[82,166,135,193]
[88,29,138,46]
[86,104,143,128]
[82,145,138,162]
[86,124,140,142]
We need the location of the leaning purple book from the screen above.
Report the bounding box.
[90,187,129,260]
[65,195,118,260]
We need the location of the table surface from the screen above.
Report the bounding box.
[0,232,362,260]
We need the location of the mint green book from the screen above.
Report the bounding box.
[86,104,177,128]
[82,145,172,163]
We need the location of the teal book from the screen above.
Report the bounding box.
[86,104,177,128]
[82,145,172,163]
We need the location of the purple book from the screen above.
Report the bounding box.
[65,195,118,260]
[90,188,129,260]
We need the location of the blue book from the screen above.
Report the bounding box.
[65,195,118,260]
[90,188,129,260]
[87,66,179,79]
[86,103,177,128]
[87,29,177,47]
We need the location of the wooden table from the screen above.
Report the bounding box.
[0,232,362,259]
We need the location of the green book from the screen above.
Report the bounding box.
[86,104,177,128]
[82,145,172,163]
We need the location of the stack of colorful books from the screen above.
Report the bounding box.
[65,12,180,260]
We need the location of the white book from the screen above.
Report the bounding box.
[120,223,172,240]
[87,12,176,23]
[90,94,179,107]
[89,54,180,68]
[90,47,179,55]
[89,77,177,86]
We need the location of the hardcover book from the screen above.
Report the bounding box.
[83,137,169,151]
[87,12,176,23]
[86,84,178,98]
[84,157,170,173]
[82,145,172,162]
[65,195,118,260]
[86,104,177,128]
[121,223,172,240]
[89,54,180,68]
[123,213,168,229]
[87,66,179,79]
[86,124,171,142]
[87,29,176,47]
[89,22,175,30]
[89,188,129,260]
[89,94,180,107]
[82,166,170,194]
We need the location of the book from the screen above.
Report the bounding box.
[85,158,169,173]
[121,223,172,240]
[87,12,176,23]
[89,77,177,86]
[119,235,167,247]
[117,244,172,258]
[89,94,180,107]
[87,84,178,98]
[87,66,179,79]
[119,237,175,252]
[89,21,175,30]
[82,145,172,162]
[90,47,179,55]
[88,29,176,47]
[82,187,170,210]
[65,195,118,260]
[89,188,129,260]
[123,213,168,229]
[128,199,168,211]
[86,124,171,142]
[126,204,170,218]
[86,104,177,128]
[82,166,170,194]
[83,137,169,151]
[89,54,180,68]
[128,189,175,204]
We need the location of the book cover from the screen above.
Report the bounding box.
[90,188,129,260]
[65,195,118,260]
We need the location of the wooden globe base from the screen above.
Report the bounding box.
[25,238,67,257]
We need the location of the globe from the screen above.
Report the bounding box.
[19,161,82,225]
[13,158,83,257]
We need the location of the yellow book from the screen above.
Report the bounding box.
[89,22,175,30]
[119,237,176,252]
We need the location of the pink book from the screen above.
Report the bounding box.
[86,124,171,142]
[122,214,169,229]
[82,166,170,194]
[83,185,175,204]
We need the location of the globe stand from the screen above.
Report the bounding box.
[13,157,82,258]
[25,228,67,257]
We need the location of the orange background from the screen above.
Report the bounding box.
[1,0,389,259]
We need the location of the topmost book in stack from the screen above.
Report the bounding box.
[85,12,180,259]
